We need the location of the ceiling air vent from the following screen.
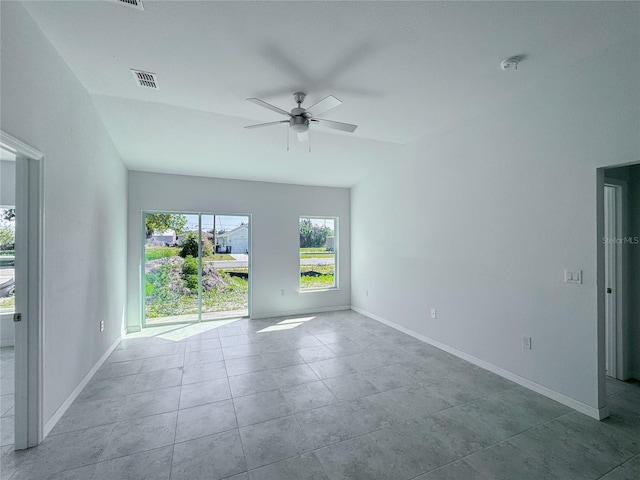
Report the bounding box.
[113,0,144,10]
[131,69,158,89]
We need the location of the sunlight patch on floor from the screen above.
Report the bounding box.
[126,317,245,341]
[255,316,315,333]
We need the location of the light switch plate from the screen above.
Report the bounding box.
[564,269,582,284]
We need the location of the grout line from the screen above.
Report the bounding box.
[167,444,177,480]
[404,409,592,480]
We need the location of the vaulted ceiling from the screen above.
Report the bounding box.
[21,1,638,187]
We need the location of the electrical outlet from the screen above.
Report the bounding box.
[100,320,104,332]
[366,290,369,297]
[522,336,532,349]
[431,308,437,319]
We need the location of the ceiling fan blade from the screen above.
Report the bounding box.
[312,118,358,133]
[244,120,289,129]
[306,95,342,116]
[246,98,291,117]
[297,131,309,142]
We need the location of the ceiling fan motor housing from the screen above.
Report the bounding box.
[289,115,309,132]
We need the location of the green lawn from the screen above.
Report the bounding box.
[203,254,236,261]
[300,247,334,259]
[0,295,15,311]
[300,265,335,289]
[300,275,335,289]
[300,252,334,259]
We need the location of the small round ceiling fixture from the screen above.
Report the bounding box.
[501,56,522,70]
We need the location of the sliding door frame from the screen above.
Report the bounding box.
[141,210,252,328]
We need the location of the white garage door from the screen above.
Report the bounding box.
[231,238,248,253]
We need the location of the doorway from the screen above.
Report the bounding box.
[599,163,640,400]
[603,182,624,379]
[0,131,44,450]
[0,152,16,448]
[143,212,251,326]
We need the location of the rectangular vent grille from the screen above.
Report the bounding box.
[113,0,144,10]
[131,69,158,89]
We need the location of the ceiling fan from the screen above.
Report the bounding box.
[244,92,358,141]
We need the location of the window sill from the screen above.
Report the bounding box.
[298,287,340,294]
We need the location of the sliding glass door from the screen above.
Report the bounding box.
[143,212,250,326]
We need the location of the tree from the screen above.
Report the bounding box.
[0,210,15,250]
[2,209,15,222]
[0,226,15,250]
[202,236,214,257]
[145,214,187,239]
[179,233,199,258]
[299,219,332,248]
[179,232,214,257]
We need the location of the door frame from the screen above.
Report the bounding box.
[0,131,44,449]
[603,180,627,380]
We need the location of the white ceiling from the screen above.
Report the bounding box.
[21,1,639,187]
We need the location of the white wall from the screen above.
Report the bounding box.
[351,35,640,415]
[1,160,16,206]
[127,171,350,330]
[1,3,128,424]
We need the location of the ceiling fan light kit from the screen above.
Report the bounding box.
[289,114,309,133]
[245,91,358,148]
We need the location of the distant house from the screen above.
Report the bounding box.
[325,235,335,252]
[150,230,176,246]
[217,224,249,254]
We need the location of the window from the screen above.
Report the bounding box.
[299,217,337,290]
[0,207,15,314]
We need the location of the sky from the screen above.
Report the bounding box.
[184,215,334,232]
[185,214,248,232]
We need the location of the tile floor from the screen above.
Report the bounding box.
[1,310,639,479]
[1,346,15,449]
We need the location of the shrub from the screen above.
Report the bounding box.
[185,274,199,291]
[181,256,199,292]
[182,256,198,276]
[202,237,214,257]
[180,233,199,258]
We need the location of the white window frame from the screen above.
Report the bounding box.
[299,216,338,292]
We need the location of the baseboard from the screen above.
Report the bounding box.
[251,305,351,320]
[43,334,122,438]
[631,370,640,381]
[352,306,607,421]
[127,324,141,334]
